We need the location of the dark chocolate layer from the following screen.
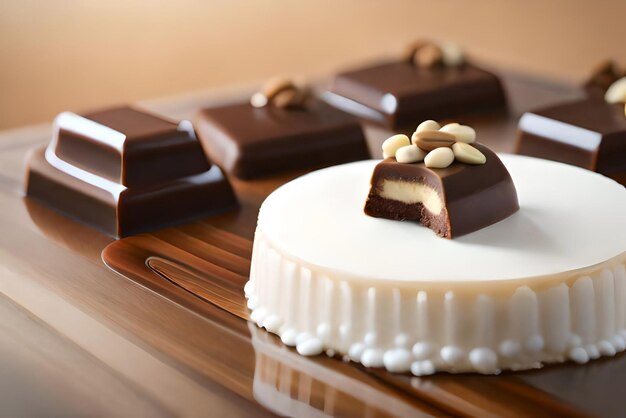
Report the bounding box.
[328,61,507,129]
[26,147,237,238]
[56,106,211,188]
[195,98,369,179]
[516,98,626,185]
[364,144,519,238]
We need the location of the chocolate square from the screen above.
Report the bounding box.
[55,106,211,188]
[25,106,237,238]
[195,98,369,179]
[516,98,626,185]
[325,61,507,130]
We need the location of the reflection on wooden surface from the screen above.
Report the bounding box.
[250,323,436,418]
[2,72,620,416]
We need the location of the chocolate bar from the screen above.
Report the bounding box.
[324,42,506,130]
[516,98,626,185]
[195,82,369,179]
[25,106,237,238]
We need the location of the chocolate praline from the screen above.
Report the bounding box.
[516,98,626,185]
[324,60,507,131]
[195,97,370,179]
[25,106,237,238]
[364,143,519,238]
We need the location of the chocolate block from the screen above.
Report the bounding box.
[325,61,507,130]
[25,106,237,238]
[516,98,626,185]
[364,144,519,238]
[195,98,369,179]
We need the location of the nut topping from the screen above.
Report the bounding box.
[382,134,411,159]
[382,119,487,167]
[415,119,441,133]
[395,145,427,164]
[439,123,476,143]
[412,130,456,151]
[605,77,626,103]
[452,142,486,165]
[251,77,310,109]
[403,40,465,69]
[424,147,455,168]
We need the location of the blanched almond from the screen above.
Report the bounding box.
[415,43,443,68]
[452,142,486,165]
[605,77,626,103]
[441,43,465,67]
[424,147,455,168]
[395,145,427,163]
[262,77,296,99]
[382,134,411,158]
[415,119,441,133]
[439,123,476,143]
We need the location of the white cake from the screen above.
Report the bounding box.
[245,156,626,375]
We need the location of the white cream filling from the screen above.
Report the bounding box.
[379,179,443,215]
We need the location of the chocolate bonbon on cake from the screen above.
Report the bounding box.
[364,121,519,238]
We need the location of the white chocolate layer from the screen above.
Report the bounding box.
[379,179,442,215]
[246,157,626,374]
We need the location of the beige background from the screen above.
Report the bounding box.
[1,0,625,130]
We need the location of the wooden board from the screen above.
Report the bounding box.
[2,72,623,417]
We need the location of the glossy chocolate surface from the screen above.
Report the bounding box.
[364,144,519,238]
[25,106,238,238]
[55,107,211,187]
[516,98,626,185]
[327,61,507,129]
[195,98,369,179]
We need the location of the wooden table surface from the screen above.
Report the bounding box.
[1,72,624,417]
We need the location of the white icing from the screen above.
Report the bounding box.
[411,360,435,376]
[412,342,434,360]
[296,338,324,356]
[257,158,625,282]
[247,158,626,374]
[440,345,465,366]
[469,348,499,374]
[280,329,298,346]
[262,315,282,333]
[361,348,384,368]
[383,348,412,372]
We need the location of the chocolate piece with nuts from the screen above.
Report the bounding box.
[196,77,369,179]
[327,41,507,130]
[363,121,517,238]
[364,142,519,238]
